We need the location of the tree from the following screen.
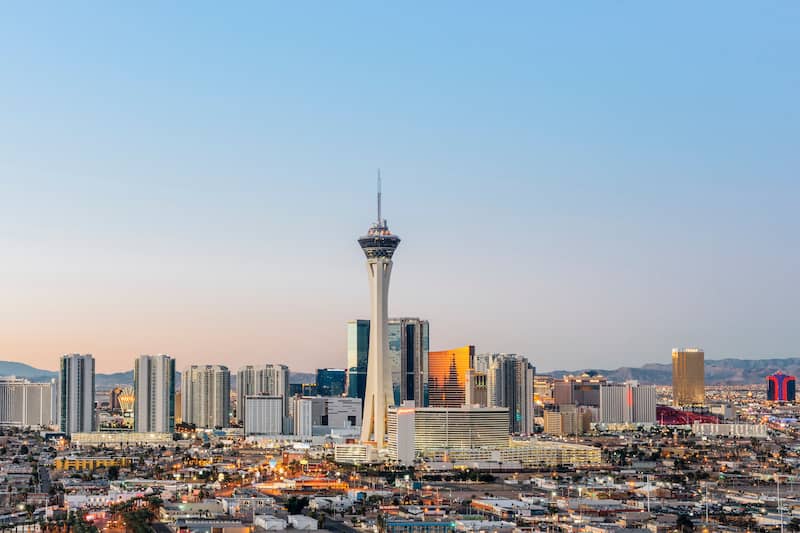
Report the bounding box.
[107,466,120,480]
[676,513,695,532]
[286,496,309,514]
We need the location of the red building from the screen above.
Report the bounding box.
[767,372,796,402]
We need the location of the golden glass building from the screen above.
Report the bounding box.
[428,345,474,407]
[672,348,705,406]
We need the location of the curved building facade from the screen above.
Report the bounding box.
[428,346,474,407]
[767,372,796,402]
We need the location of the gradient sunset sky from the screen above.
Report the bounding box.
[1,3,798,373]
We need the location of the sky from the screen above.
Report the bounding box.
[0,3,798,374]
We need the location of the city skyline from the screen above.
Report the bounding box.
[0,6,795,532]
[0,345,797,378]
[1,3,799,373]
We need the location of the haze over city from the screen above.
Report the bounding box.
[1,3,798,373]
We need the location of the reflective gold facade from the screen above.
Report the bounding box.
[672,348,705,406]
[175,391,182,424]
[428,345,474,407]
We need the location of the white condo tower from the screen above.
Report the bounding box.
[358,176,400,447]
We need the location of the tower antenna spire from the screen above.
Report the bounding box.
[377,169,382,224]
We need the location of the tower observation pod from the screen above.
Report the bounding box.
[358,174,400,448]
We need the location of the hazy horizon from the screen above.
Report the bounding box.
[1,3,798,373]
[3,352,800,376]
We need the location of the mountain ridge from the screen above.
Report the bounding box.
[544,357,800,385]
[0,361,317,388]
[0,357,792,387]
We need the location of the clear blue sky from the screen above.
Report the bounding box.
[0,2,798,373]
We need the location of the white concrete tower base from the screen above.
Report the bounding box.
[360,256,395,446]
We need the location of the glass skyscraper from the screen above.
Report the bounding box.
[346,319,370,401]
[347,318,429,406]
[671,348,705,406]
[428,345,474,408]
[388,318,430,406]
[316,368,347,396]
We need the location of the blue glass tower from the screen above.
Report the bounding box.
[317,368,347,397]
[346,319,370,401]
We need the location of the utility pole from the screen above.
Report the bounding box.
[778,473,784,533]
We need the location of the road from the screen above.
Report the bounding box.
[323,517,360,533]
[152,522,173,533]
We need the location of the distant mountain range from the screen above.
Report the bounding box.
[0,357,791,388]
[0,361,317,389]
[0,361,139,388]
[545,357,800,385]
[0,361,58,384]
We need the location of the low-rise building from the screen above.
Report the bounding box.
[692,422,768,438]
[288,515,318,530]
[386,522,456,533]
[54,456,132,471]
[254,515,287,530]
[333,444,380,465]
[422,440,601,468]
[70,432,173,448]
[65,491,142,509]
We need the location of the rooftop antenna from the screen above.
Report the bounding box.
[377,169,382,224]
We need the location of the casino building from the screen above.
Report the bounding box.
[767,371,796,402]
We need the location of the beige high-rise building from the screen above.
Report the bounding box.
[181,365,230,429]
[465,369,488,407]
[543,405,591,436]
[672,348,705,406]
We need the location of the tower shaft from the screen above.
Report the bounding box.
[360,255,395,446]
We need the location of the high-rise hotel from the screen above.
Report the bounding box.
[347,318,430,406]
[59,353,95,435]
[346,319,370,401]
[0,378,55,428]
[182,365,230,429]
[484,353,536,435]
[672,347,705,406]
[428,345,474,408]
[237,364,289,425]
[133,354,176,433]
